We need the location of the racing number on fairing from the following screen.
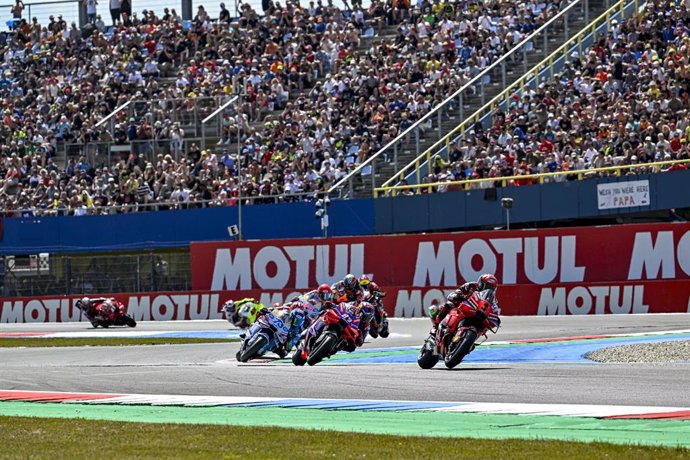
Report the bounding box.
[266,312,290,336]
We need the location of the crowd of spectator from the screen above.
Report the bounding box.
[11,0,690,213]
[411,0,690,195]
[0,0,566,215]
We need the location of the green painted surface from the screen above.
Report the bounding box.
[0,401,688,448]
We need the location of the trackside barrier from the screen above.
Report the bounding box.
[2,280,689,323]
[376,159,690,196]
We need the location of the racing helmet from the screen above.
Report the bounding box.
[223,300,236,317]
[477,273,498,303]
[235,302,254,328]
[477,273,498,291]
[317,284,333,302]
[358,274,371,288]
[343,274,359,293]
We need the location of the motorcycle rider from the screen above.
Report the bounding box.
[272,302,307,358]
[428,274,501,334]
[358,276,389,338]
[342,300,374,352]
[331,274,364,303]
[292,284,336,325]
[223,298,268,329]
[77,297,117,324]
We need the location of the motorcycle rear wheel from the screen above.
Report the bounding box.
[239,335,268,362]
[307,332,337,366]
[444,329,478,369]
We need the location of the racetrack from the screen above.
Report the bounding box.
[2,315,690,407]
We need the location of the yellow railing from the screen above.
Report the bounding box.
[375,159,689,196]
[377,0,641,197]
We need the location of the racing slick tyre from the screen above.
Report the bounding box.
[379,318,390,338]
[291,346,307,366]
[239,335,268,363]
[417,342,440,369]
[307,332,337,366]
[124,315,137,327]
[444,329,478,369]
[369,325,379,339]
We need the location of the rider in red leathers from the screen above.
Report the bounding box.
[429,274,501,335]
[77,297,118,324]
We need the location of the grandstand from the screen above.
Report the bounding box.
[1,0,611,216]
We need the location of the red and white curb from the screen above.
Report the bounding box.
[1,390,689,420]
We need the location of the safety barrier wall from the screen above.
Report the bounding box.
[0,199,375,255]
[1,170,689,255]
[374,170,690,234]
[190,222,690,290]
[5,221,690,321]
[2,280,689,323]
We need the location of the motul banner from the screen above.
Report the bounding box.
[2,281,689,323]
[191,223,690,290]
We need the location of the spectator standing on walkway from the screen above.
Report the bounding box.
[11,0,24,23]
[109,0,121,24]
[120,0,131,19]
[85,0,98,23]
[219,2,230,22]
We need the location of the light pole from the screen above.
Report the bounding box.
[315,194,330,238]
[501,197,514,230]
[235,91,246,240]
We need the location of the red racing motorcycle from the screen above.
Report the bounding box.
[417,292,499,369]
[76,298,137,328]
[292,302,367,366]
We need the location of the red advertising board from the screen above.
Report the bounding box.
[191,222,690,290]
[2,280,689,323]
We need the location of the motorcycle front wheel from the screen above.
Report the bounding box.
[307,332,337,366]
[239,335,268,363]
[124,315,137,328]
[444,329,478,369]
[379,318,390,338]
[291,345,307,366]
[417,341,439,369]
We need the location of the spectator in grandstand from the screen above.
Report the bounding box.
[85,0,98,23]
[415,1,690,194]
[109,0,121,24]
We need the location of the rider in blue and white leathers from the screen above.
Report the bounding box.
[276,284,335,356]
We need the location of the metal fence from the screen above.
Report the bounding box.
[0,251,191,297]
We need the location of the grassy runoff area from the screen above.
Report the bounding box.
[0,337,238,347]
[0,416,687,460]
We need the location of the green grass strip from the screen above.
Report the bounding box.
[0,401,688,449]
[0,414,687,460]
[0,338,238,348]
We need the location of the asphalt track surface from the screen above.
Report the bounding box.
[2,314,690,407]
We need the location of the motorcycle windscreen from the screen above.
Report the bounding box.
[476,288,496,306]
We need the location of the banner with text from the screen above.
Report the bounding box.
[191,222,690,291]
[2,280,689,323]
[597,180,650,210]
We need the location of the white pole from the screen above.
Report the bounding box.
[237,93,243,241]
